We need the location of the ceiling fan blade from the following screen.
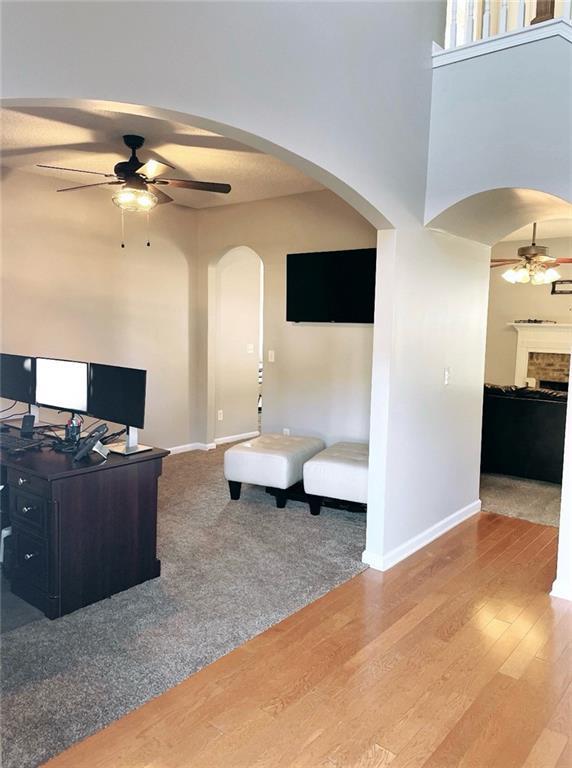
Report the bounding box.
[38,164,115,177]
[554,258,572,263]
[490,261,520,268]
[137,159,175,179]
[151,186,174,205]
[56,181,121,192]
[161,178,231,194]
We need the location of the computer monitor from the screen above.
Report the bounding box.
[36,358,88,414]
[88,363,146,429]
[0,353,37,404]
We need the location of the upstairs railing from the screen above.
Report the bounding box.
[445,0,572,48]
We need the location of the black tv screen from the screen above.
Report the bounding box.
[88,363,147,429]
[286,248,376,323]
[0,353,36,404]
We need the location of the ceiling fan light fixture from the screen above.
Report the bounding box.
[502,267,519,284]
[112,185,158,213]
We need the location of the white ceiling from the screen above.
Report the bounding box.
[501,218,572,242]
[0,106,323,208]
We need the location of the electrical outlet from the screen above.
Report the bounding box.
[283,428,290,436]
[217,410,224,421]
[443,367,451,387]
[247,343,254,354]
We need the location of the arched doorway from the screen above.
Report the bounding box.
[427,188,572,602]
[211,246,263,444]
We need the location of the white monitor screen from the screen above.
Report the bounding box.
[36,358,88,413]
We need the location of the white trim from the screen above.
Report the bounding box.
[362,499,481,572]
[168,442,217,454]
[433,18,572,69]
[214,430,260,446]
[550,579,572,602]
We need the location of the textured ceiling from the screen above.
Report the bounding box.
[0,106,323,208]
[502,218,572,242]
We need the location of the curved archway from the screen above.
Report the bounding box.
[427,187,572,602]
[1,98,393,231]
[426,187,572,245]
[207,246,263,445]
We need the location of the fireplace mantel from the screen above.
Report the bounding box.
[509,323,572,386]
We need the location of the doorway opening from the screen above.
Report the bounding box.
[213,246,263,444]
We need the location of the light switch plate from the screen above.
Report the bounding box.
[268,350,275,363]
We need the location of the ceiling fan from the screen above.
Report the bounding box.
[491,222,572,285]
[37,134,231,212]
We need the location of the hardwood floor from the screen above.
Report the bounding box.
[44,512,570,768]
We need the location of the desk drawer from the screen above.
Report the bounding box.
[7,468,49,499]
[13,529,47,591]
[11,491,48,534]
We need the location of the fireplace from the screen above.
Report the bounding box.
[510,323,572,387]
[527,351,570,390]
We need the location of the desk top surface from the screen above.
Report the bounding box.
[0,427,169,481]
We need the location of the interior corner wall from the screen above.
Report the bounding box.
[485,237,572,385]
[365,227,491,566]
[196,190,377,445]
[0,171,197,449]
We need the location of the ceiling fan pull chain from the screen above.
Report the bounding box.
[146,212,151,247]
[121,209,126,248]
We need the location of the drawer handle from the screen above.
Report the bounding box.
[22,505,35,515]
[24,552,36,561]
[18,477,28,486]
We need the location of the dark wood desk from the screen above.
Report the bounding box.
[1,438,168,619]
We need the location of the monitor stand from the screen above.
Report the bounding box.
[107,427,152,456]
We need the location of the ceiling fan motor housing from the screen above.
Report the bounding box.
[517,244,552,262]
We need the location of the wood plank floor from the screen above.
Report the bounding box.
[44,513,571,768]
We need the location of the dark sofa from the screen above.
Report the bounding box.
[481,384,567,484]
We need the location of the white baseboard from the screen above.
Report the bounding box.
[168,442,216,454]
[550,579,572,602]
[214,431,260,446]
[362,499,482,572]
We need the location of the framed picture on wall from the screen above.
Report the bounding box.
[551,280,572,295]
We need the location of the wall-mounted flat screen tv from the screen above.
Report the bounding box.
[286,248,376,323]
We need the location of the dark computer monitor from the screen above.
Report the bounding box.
[36,357,89,414]
[0,353,37,404]
[88,363,147,429]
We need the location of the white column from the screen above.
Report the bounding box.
[562,0,572,21]
[482,0,492,38]
[499,0,509,32]
[551,353,572,602]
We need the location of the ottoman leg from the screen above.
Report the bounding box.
[309,496,322,516]
[275,489,288,509]
[228,481,242,500]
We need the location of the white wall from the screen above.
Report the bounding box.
[200,190,377,445]
[214,247,261,440]
[0,171,195,448]
[485,237,572,384]
[365,228,491,566]
[426,35,572,226]
[1,0,447,228]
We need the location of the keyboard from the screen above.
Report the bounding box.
[0,433,43,451]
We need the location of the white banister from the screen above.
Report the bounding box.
[499,0,509,33]
[448,0,458,48]
[464,0,476,43]
[482,0,492,38]
[516,0,527,28]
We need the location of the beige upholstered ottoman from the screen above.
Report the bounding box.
[224,433,325,508]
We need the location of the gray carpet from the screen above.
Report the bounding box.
[0,446,367,768]
[480,473,561,527]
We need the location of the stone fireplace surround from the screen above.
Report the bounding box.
[510,323,572,387]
